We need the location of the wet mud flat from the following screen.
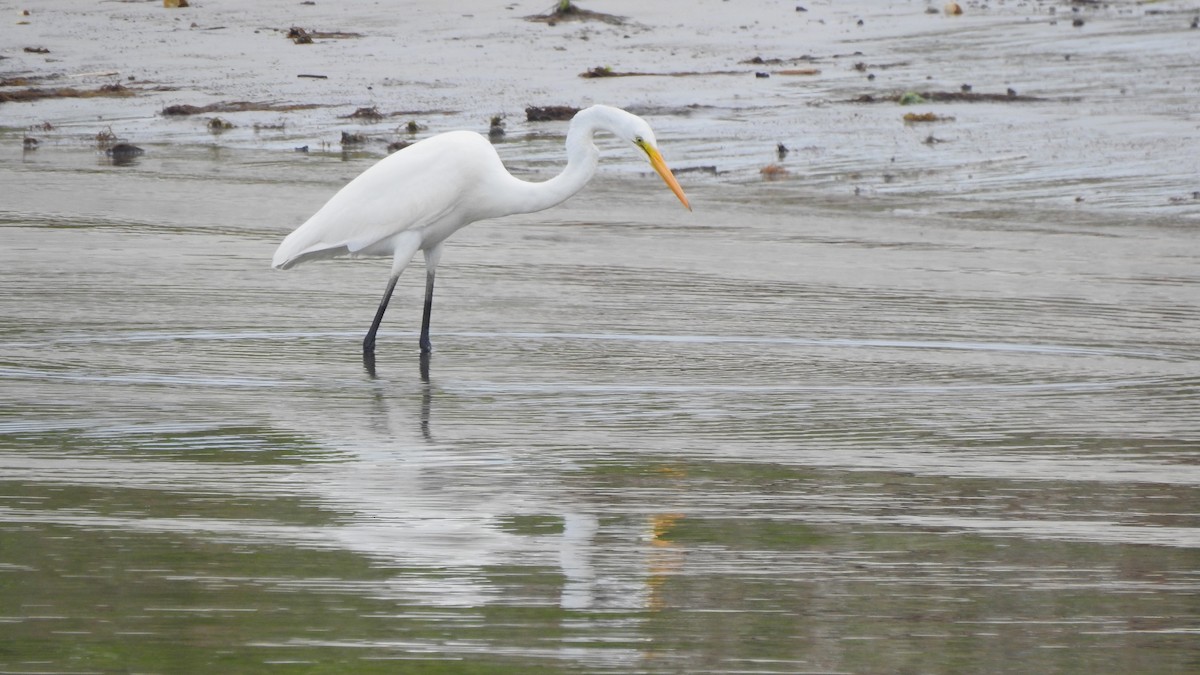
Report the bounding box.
[3,1,1200,673]
[3,0,1199,216]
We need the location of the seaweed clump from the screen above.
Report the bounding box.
[526,2,627,26]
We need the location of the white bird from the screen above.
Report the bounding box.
[272,104,691,355]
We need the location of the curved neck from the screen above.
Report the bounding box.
[502,108,606,215]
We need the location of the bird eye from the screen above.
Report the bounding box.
[634,136,644,145]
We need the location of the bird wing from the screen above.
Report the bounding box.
[272,131,497,269]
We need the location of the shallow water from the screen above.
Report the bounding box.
[2,140,1198,673]
[4,0,1200,671]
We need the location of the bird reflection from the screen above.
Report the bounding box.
[362,350,435,442]
[419,352,432,440]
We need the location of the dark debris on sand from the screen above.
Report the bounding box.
[525,2,627,26]
[852,90,1046,103]
[0,83,135,103]
[525,105,580,122]
[161,101,326,116]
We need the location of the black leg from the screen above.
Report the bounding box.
[364,274,400,355]
[419,266,435,354]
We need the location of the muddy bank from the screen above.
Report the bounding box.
[2,0,1198,218]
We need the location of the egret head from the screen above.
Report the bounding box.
[589,105,691,211]
[628,120,691,212]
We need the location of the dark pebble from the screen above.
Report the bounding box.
[106,143,144,158]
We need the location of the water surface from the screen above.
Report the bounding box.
[2,142,1197,673]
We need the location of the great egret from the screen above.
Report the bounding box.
[272,104,691,355]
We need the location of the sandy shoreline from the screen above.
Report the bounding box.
[3,0,1198,218]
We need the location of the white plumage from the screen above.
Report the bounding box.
[272,105,691,356]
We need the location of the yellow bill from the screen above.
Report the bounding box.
[642,144,692,211]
